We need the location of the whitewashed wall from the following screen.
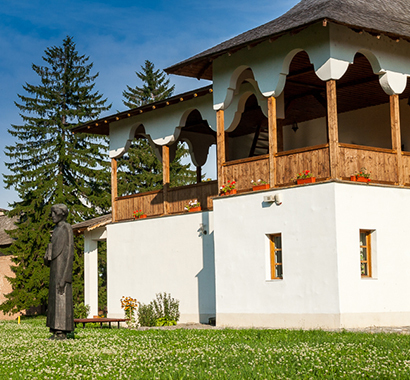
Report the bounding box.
[213,182,410,328]
[106,211,215,323]
[334,183,410,327]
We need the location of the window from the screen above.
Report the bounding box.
[360,230,372,277]
[269,234,283,279]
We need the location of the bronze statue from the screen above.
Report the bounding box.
[44,204,74,340]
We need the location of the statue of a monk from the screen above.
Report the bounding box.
[44,204,74,340]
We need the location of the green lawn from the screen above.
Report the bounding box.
[1,317,410,379]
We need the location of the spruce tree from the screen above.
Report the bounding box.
[1,36,111,314]
[119,61,196,196]
[122,60,175,108]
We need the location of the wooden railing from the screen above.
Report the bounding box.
[115,143,407,223]
[402,152,410,185]
[338,143,398,184]
[275,144,330,186]
[168,181,218,214]
[222,155,270,191]
[115,181,218,222]
[116,189,163,222]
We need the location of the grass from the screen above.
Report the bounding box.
[1,317,410,379]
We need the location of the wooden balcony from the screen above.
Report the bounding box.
[221,143,405,189]
[115,180,218,222]
[114,142,407,223]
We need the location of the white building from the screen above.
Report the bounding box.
[74,0,410,328]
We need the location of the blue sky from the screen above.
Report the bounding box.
[0,0,299,209]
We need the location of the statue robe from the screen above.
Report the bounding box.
[45,220,74,332]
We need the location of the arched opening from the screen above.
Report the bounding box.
[336,53,391,148]
[179,109,217,182]
[117,133,163,197]
[226,94,268,161]
[281,51,327,151]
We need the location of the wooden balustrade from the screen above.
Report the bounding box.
[402,152,410,186]
[338,143,398,183]
[275,144,330,186]
[116,189,164,222]
[222,155,270,191]
[114,144,408,223]
[168,181,218,213]
[115,181,218,222]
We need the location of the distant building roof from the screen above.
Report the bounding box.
[0,212,18,253]
[166,0,410,80]
[72,214,112,236]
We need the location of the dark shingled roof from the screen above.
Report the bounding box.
[166,0,410,80]
[72,214,112,236]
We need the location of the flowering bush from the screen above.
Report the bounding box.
[220,180,236,194]
[133,209,145,219]
[184,199,200,211]
[355,167,371,179]
[120,296,138,327]
[296,170,313,179]
[251,179,268,186]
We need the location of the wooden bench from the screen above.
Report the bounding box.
[74,318,128,329]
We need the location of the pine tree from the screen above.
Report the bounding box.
[119,61,196,196]
[1,36,111,314]
[122,60,175,108]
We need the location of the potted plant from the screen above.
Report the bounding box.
[133,209,147,219]
[296,170,316,184]
[220,180,236,195]
[251,179,270,191]
[184,199,201,212]
[350,167,371,183]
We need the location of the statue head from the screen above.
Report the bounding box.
[51,204,69,224]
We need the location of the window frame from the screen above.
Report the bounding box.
[360,229,372,277]
[269,234,283,280]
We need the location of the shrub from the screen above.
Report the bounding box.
[73,303,90,319]
[152,292,180,325]
[137,303,157,327]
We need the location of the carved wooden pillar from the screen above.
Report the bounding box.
[162,145,170,214]
[326,80,340,179]
[268,96,278,187]
[111,158,117,223]
[390,94,404,185]
[216,110,226,191]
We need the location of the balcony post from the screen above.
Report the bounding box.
[216,109,226,191]
[326,80,340,179]
[111,158,117,223]
[268,96,277,187]
[196,166,202,183]
[162,145,170,214]
[390,94,404,185]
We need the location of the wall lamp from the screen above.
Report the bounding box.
[263,194,282,205]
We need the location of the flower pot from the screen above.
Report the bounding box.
[188,206,201,212]
[297,177,316,185]
[252,184,270,191]
[134,214,147,220]
[350,176,370,183]
[228,189,237,195]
